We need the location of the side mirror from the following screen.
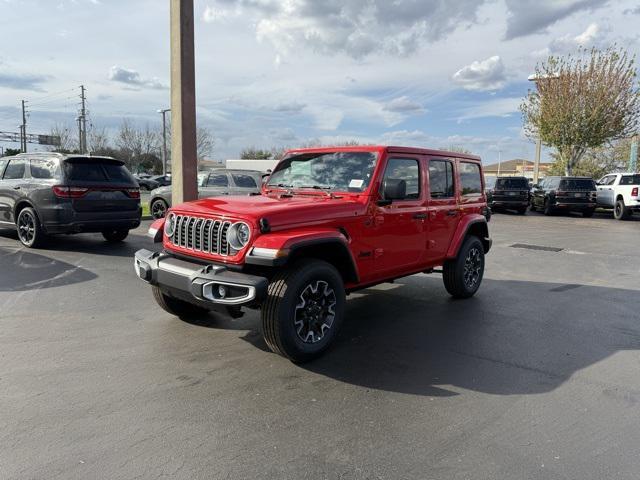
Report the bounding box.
[378,179,407,206]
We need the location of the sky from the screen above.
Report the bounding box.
[0,0,639,163]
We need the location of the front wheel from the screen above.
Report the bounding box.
[16,207,47,248]
[262,260,346,363]
[102,229,129,242]
[443,236,485,299]
[517,206,527,215]
[543,198,554,216]
[151,198,168,219]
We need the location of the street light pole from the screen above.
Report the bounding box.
[170,0,198,204]
[158,108,171,176]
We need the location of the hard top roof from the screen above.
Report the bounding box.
[284,145,481,162]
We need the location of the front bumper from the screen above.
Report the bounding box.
[134,249,268,308]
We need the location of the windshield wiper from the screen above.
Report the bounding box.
[298,185,333,190]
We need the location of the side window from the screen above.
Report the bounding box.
[231,173,257,188]
[30,158,60,179]
[429,160,455,198]
[459,162,482,196]
[3,159,26,179]
[207,173,229,187]
[0,158,8,178]
[383,158,420,199]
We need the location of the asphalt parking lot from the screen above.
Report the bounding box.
[1,211,639,480]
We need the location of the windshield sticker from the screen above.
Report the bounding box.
[349,179,364,189]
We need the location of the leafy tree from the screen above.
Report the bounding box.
[2,148,21,157]
[548,138,633,178]
[240,147,273,159]
[521,46,640,175]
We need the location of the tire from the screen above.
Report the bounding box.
[543,198,554,216]
[517,206,527,215]
[16,207,47,248]
[443,236,485,299]
[152,286,209,317]
[151,198,168,219]
[614,199,629,220]
[582,209,595,218]
[102,229,129,242]
[262,259,346,363]
[529,201,536,212]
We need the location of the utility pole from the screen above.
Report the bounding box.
[497,150,502,176]
[630,135,638,173]
[170,0,198,203]
[21,100,27,152]
[76,117,83,153]
[79,85,87,153]
[158,108,171,176]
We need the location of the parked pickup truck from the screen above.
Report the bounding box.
[135,146,492,362]
[596,173,640,220]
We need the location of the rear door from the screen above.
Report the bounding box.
[229,172,260,195]
[62,158,140,214]
[425,157,460,264]
[199,172,230,198]
[0,158,27,223]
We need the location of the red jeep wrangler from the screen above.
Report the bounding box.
[135,146,491,362]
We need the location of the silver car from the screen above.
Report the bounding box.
[149,169,263,219]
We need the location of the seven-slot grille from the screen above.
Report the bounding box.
[169,215,234,256]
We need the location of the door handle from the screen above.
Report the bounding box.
[412,213,427,220]
[13,186,21,190]
[446,210,457,216]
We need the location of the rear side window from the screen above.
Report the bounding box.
[3,159,26,179]
[383,158,420,199]
[559,179,596,190]
[30,158,60,179]
[232,173,258,188]
[620,175,640,186]
[63,160,133,183]
[207,174,228,187]
[460,162,482,196]
[429,160,455,198]
[495,178,528,189]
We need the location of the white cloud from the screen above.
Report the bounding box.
[456,97,522,121]
[108,66,167,90]
[549,22,602,52]
[383,96,425,114]
[452,56,507,91]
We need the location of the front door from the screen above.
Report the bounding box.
[596,175,616,207]
[425,158,460,264]
[372,156,427,277]
[0,158,27,223]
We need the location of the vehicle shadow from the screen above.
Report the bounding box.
[236,276,640,397]
[0,228,154,258]
[0,246,97,292]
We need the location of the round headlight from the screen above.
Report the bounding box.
[164,213,176,237]
[227,222,251,250]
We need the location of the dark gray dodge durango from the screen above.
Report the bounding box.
[0,152,141,248]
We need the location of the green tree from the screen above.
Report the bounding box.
[1,148,21,157]
[521,46,640,175]
[240,147,273,159]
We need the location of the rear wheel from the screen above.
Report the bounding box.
[16,207,47,248]
[529,200,536,212]
[614,199,630,220]
[443,236,485,299]
[151,198,168,219]
[152,286,209,317]
[582,209,595,218]
[517,206,527,215]
[262,260,345,363]
[543,198,554,216]
[102,229,129,242]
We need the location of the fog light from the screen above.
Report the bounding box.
[218,285,227,299]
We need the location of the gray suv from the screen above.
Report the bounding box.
[0,153,141,247]
[149,169,263,219]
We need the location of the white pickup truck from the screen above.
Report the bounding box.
[596,173,640,220]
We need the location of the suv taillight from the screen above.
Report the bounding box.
[52,186,89,198]
[125,188,140,199]
[632,187,638,197]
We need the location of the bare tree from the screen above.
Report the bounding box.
[240,147,273,159]
[439,145,472,154]
[116,119,160,172]
[196,127,215,160]
[87,126,110,154]
[521,46,640,175]
[49,123,78,153]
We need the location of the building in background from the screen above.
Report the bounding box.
[483,159,552,180]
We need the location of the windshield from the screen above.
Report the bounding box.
[267,151,378,192]
[559,179,596,190]
[495,178,528,189]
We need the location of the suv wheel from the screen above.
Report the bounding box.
[151,199,168,219]
[262,260,345,363]
[517,206,527,215]
[16,207,46,248]
[443,236,485,299]
[529,200,536,212]
[543,198,554,216]
[614,199,629,220]
[102,229,129,242]
[152,286,209,317]
[582,208,595,218]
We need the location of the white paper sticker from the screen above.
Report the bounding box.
[349,179,364,188]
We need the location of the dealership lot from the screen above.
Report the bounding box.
[1,212,639,480]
